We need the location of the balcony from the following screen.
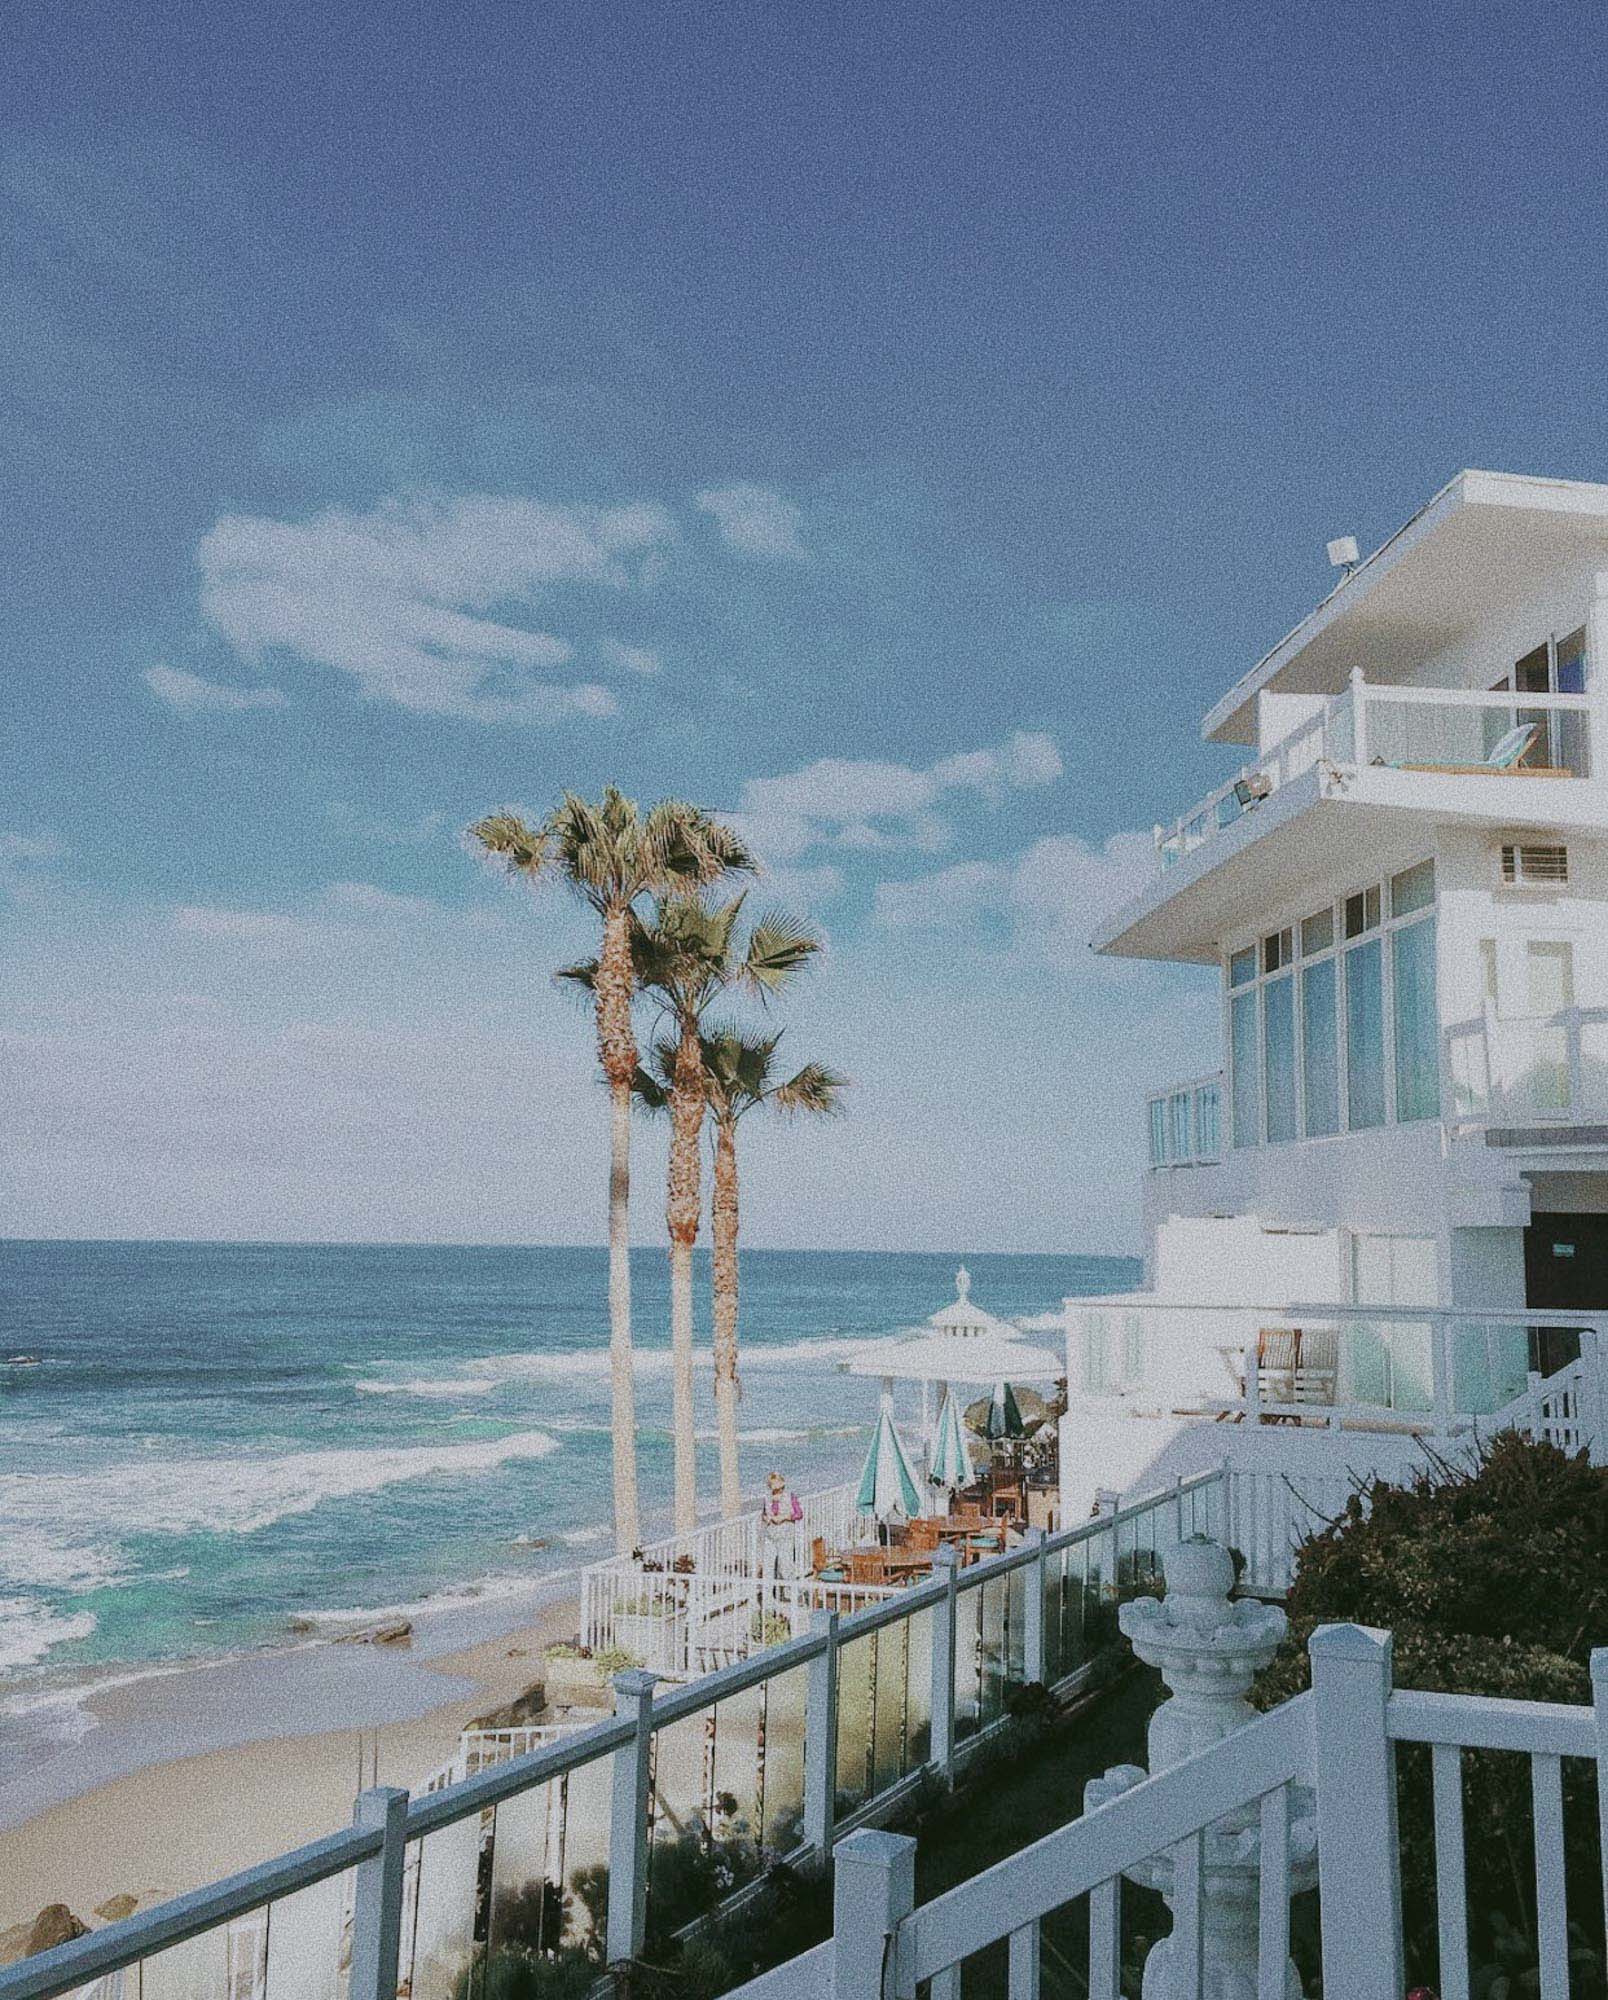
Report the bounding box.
[1145,1071,1222,1169]
[1155,672,1593,872]
[1448,1003,1608,1137]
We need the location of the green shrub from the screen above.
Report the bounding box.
[1255,1433,1608,1996]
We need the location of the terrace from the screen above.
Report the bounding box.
[1154,670,1594,875]
[580,1272,1066,1678]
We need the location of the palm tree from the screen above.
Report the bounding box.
[629,898,822,1533]
[698,1029,847,1520]
[470,789,751,1556]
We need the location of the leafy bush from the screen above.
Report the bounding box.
[1254,1433,1607,1996]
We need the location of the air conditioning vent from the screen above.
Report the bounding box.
[1500,842,1568,887]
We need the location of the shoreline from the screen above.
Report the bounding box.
[0,1579,583,1933]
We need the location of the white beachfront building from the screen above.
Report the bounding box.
[1061,468,1608,1515]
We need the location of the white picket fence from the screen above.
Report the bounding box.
[730,1626,1608,2000]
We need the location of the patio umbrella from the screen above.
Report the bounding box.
[855,1393,924,1522]
[927,1389,971,1492]
[982,1380,1027,1442]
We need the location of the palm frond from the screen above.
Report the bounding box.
[468,811,552,880]
[739,908,824,1000]
[772,1062,850,1117]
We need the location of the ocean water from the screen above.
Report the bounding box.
[0,1240,1135,1733]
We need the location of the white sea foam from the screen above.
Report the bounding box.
[0,1597,98,1673]
[457,1334,873,1387]
[0,1431,563,1598]
[354,1377,497,1398]
[558,1522,612,1546]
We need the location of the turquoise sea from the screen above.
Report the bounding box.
[0,1241,1135,1744]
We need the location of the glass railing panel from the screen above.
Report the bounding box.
[264,1874,350,2000]
[557,1752,612,1951]
[710,1683,765,1884]
[833,1632,874,1815]
[952,1583,983,1742]
[1041,1546,1065,1685]
[1450,1320,1534,1415]
[977,1574,1008,1727]
[649,1702,714,1900]
[1005,1563,1027,1685]
[404,1811,486,2000]
[757,1661,808,1855]
[902,1605,933,1771]
[487,1781,562,1960]
[138,1919,247,2000]
[1338,1319,1433,1413]
[869,1619,908,1796]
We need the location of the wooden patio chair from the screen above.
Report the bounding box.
[810,1536,828,1575]
[1255,1328,1302,1421]
[1292,1328,1338,1418]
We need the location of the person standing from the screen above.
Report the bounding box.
[759,1470,803,1578]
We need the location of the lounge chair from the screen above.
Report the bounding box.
[1377,720,1569,778]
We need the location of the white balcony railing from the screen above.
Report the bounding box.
[1146,1072,1223,1169]
[1156,671,1593,871]
[1063,1295,1608,1442]
[1448,1002,1608,1129]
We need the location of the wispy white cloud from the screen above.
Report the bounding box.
[195,493,677,725]
[142,664,287,712]
[598,638,662,676]
[696,484,808,561]
[736,731,1062,863]
[172,880,470,953]
[0,832,68,903]
[326,802,451,847]
[871,827,1155,975]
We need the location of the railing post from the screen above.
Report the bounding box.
[804,1608,841,1857]
[1432,1314,1455,1434]
[929,1543,961,1786]
[1308,1623,1403,2000]
[1351,664,1369,766]
[606,1667,658,1967]
[831,1828,916,2000]
[1244,1344,1261,1424]
[1591,1646,1608,1951]
[349,1786,409,2000]
[1021,1527,1047,1685]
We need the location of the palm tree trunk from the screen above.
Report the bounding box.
[598,903,642,1556]
[666,1018,706,1536]
[711,1116,743,1520]
[607,1076,641,1554]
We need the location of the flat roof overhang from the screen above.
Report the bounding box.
[1206,470,1608,747]
[1093,765,1608,964]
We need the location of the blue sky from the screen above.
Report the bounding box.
[6,2,1608,1250]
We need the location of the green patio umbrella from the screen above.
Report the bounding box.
[926,1388,971,1492]
[982,1380,1027,1442]
[856,1392,924,1521]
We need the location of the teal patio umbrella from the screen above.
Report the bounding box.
[927,1388,971,1493]
[856,1393,924,1522]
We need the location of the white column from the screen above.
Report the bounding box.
[349,1786,409,2000]
[929,1543,961,1784]
[1308,1623,1403,2000]
[804,1608,841,1857]
[831,1829,916,2000]
[606,1668,657,1966]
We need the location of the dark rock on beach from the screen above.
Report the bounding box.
[335,1619,413,1647]
[468,1679,547,1731]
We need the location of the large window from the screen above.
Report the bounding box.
[1264,973,1297,1142]
[1225,859,1439,1148]
[1231,989,1260,1148]
[1390,862,1439,1122]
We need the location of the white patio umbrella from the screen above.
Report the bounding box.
[927,1388,971,1492]
[855,1394,924,1522]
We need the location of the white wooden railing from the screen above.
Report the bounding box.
[729,1626,1608,2000]
[0,1473,1227,2000]
[1064,1296,1608,1446]
[1449,1003,1608,1130]
[1154,671,1593,872]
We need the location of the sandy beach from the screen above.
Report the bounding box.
[0,1590,581,1935]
